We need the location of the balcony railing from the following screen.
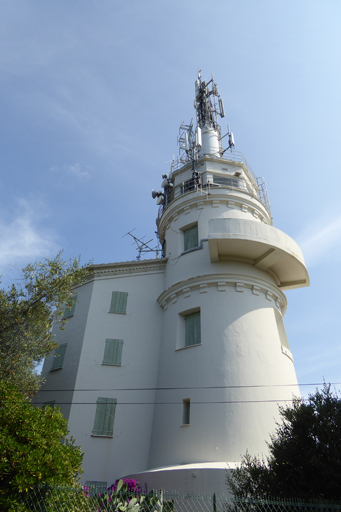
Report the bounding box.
[158,174,272,224]
[173,150,258,182]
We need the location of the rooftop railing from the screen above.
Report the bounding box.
[173,150,258,182]
[158,174,272,223]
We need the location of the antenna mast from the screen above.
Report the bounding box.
[122,230,161,260]
[178,70,235,164]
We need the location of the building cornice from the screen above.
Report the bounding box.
[157,273,288,315]
[85,258,167,281]
[158,191,270,235]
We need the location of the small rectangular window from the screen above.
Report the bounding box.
[185,311,201,347]
[109,292,128,314]
[63,294,77,319]
[275,310,290,350]
[182,398,190,425]
[102,339,123,366]
[184,225,198,251]
[50,344,67,371]
[92,397,117,437]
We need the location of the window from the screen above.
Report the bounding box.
[92,397,117,437]
[275,309,293,361]
[213,175,241,188]
[162,238,166,258]
[183,224,198,252]
[185,311,201,347]
[63,294,77,319]
[102,339,123,366]
[50,344,67,371]
[109,291,128,314]
[182,399,190,425]
[275,310,290,350]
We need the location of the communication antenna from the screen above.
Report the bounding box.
[220,124,236,154]
[194,71,226,131]
[122,230,161,260]
[178,71,234,161]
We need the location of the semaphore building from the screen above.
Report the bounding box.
[37,72,309,494]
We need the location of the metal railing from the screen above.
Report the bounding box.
[19,486,341,512]
[173,150,257,183]
[158,148,272,221]
[158,175,271,224]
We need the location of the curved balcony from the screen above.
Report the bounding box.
[208,218,309,290]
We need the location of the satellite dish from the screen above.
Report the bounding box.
[161,179,168,188]
[151,189,158,199]
[156,195,165,205]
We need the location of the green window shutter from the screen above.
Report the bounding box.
[102,339,123,365]
[50,343,67,371]
[63,294,77,319]
[92,397,117,436]
[185,311,201,347]
[184,225,198,251]
[109,292,128,314]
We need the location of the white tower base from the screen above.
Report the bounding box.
[125,462,238,495]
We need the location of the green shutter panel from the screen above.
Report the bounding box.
[109,292,128,314]
[185,312,201,347]
[63,294,77,318]
[103,339,114,364]
[112,340,123,365]
[184,225,198,251]
[92,398,117,436]
[50,343,67,370]
[103,339,123,365]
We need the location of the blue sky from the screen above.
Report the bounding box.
[1,0,340,398]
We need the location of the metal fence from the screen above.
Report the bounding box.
[157,174,271,221]
[18,486,341,512]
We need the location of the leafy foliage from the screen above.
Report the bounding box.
[227,384,341,502]
[94,478,175,512]
[21,479,176,512]
[0,252,91,395]
[0,381,84,510]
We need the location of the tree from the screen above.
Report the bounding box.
[0,252,91,395]
[227,384,341,502]
[0,381,83,510]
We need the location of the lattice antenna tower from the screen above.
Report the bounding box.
[178,71,235,162]
[195,71,225,130]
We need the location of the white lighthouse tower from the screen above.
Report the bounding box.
[37,72,309,495]
[129,71,309,491]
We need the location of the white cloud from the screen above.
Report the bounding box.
[51,163,91,180]
[296,214,341,267]
[67,163,90,180]
[0,198,59,277]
